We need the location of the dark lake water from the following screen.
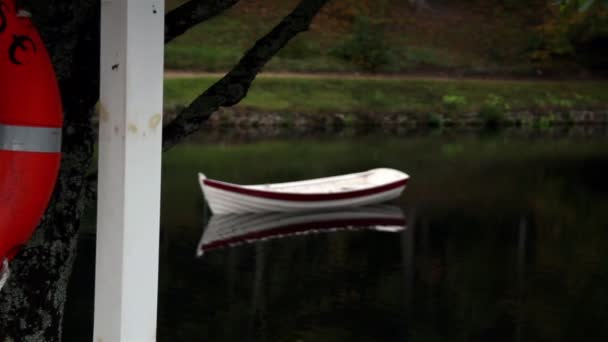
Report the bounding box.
[64,129,608,341]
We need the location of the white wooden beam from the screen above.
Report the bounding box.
[94,0,164,341]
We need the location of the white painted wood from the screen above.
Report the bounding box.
[199,168,409,214]
[202,185,406,214]
[94,0,164,341]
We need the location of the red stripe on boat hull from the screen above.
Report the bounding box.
[203,178,408,202]
[201,217,406,252]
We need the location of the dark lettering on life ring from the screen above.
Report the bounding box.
[0,1,8,33]
[9,34,36,65]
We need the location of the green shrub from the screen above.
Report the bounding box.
[547,94,574,107]
[538,113,556,129]
[442,95,468,113]
[479,94,510,128]
[427,113,444,128]
[330,16,395,72]
[530,3,608,69]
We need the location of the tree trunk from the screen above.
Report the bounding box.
[0,0,329,339]
[0,1,99,340]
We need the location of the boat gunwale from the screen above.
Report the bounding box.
[248,168,407,190]
[202,177,408,202]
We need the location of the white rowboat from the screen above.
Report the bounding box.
[198,168,409,215]
[197,205,407,256]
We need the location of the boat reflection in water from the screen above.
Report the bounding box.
[197,205,407,256]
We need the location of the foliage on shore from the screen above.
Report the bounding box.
[165,0,608,75]
[165,76,608,124]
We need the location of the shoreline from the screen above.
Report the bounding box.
[182,125,608,145]
[164,107,608,130]
[164,70,608,82]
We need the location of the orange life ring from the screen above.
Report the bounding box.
[0,0,63,265]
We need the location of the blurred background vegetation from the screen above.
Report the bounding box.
[165,0,608,76]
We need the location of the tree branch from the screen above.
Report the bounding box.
[165,0,241,44]
[162,0,329,150]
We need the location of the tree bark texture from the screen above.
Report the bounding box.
[0,0,329,339]
[0,1,99,341]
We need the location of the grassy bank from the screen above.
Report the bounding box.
[165,0,607,76]
[164,76,608,117]
[164,0,467,73]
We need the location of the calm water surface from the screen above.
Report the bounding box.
[64,130,608,341]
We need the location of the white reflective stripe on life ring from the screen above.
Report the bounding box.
[0,259,9,292]
[0,123,62,153]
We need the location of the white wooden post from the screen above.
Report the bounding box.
[94,0,164,341]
